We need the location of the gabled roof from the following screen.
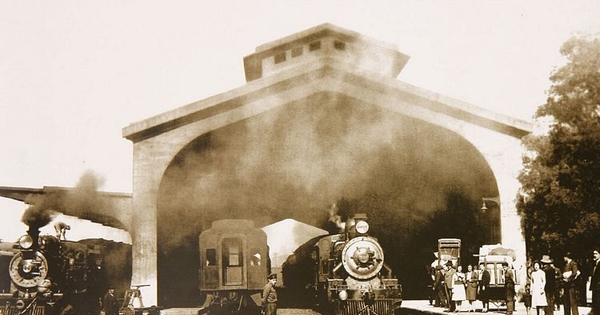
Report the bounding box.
[122,23,532,143]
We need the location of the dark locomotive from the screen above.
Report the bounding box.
[283,213,402,315]
[197,220,270,315]
[196,215,400,315]
[0,226,131,315]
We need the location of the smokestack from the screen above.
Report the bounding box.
[27,225,40,249]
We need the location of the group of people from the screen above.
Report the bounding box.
[430,249,600,315]
[522,251,600,315]
[432,261,494,313]
[521,255,562,315]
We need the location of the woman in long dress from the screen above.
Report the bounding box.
[452,265,467,311]
[531,261,548,315]
[465,265,479,312]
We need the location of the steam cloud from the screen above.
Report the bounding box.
[21,170,116,229]
[157,93,494,246]
[156,75,497,304]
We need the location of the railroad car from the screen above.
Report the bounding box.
[198,220,269,315]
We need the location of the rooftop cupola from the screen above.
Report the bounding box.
[243,23,410,82]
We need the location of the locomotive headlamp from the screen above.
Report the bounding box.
[18,234,34,249]
[338,289,348,301]
[355,220,369,234]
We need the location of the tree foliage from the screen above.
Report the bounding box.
[517,35,600,260]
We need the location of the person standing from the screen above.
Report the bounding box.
[524,259,533,315]
[465,265,478,312]
[531,261,548,315]
[453,265,467,312]
[589,249,600,315]
[262,273,278,315]
[523,282,533,315]
[103,287,119,315]
[542,255,559,315]
[434,265,448,308]
[89,256,108,315]
[503,262,516,315]
[429,265,437,306]
[478,262,491,313]
[563,252,580,315]
[445,262,457,312]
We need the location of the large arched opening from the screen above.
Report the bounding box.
[155,92,500,306]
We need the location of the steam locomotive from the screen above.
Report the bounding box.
[0,226,131,315]
[196,215,400,315]
[283,213,402,315]
[197,219,269,315]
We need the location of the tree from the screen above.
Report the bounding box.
[517,35,600,260]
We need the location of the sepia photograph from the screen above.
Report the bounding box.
[1,1,600,315]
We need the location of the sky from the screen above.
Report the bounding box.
[1,0,600,241]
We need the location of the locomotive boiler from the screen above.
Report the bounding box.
[0,226,131,315]
[283,213,402,315]
[197,219,270,315]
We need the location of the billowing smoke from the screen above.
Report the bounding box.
[159,93,491,241]
[155,42,498,304]
[21,197,59,230]
[327,203,345,233]
[65,171,113,223]
[156,92,497,304]
[21,170,121,230]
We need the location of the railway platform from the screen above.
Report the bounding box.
[400,300,591,315]
[158,300,591,315]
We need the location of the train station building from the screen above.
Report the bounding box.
[120,23,531,306]
[1,23,532,307]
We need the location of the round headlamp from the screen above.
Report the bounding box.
[338,289,348,301]
[18,235,34,249]
[355,220,369,234]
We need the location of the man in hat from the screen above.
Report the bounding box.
[434,265,447,308]
[262,274,278,315]
[444,262,456,312]
[563,252,580,315]
[542,255,559,315]
[103,286,119,315]
[503,262,516,315]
